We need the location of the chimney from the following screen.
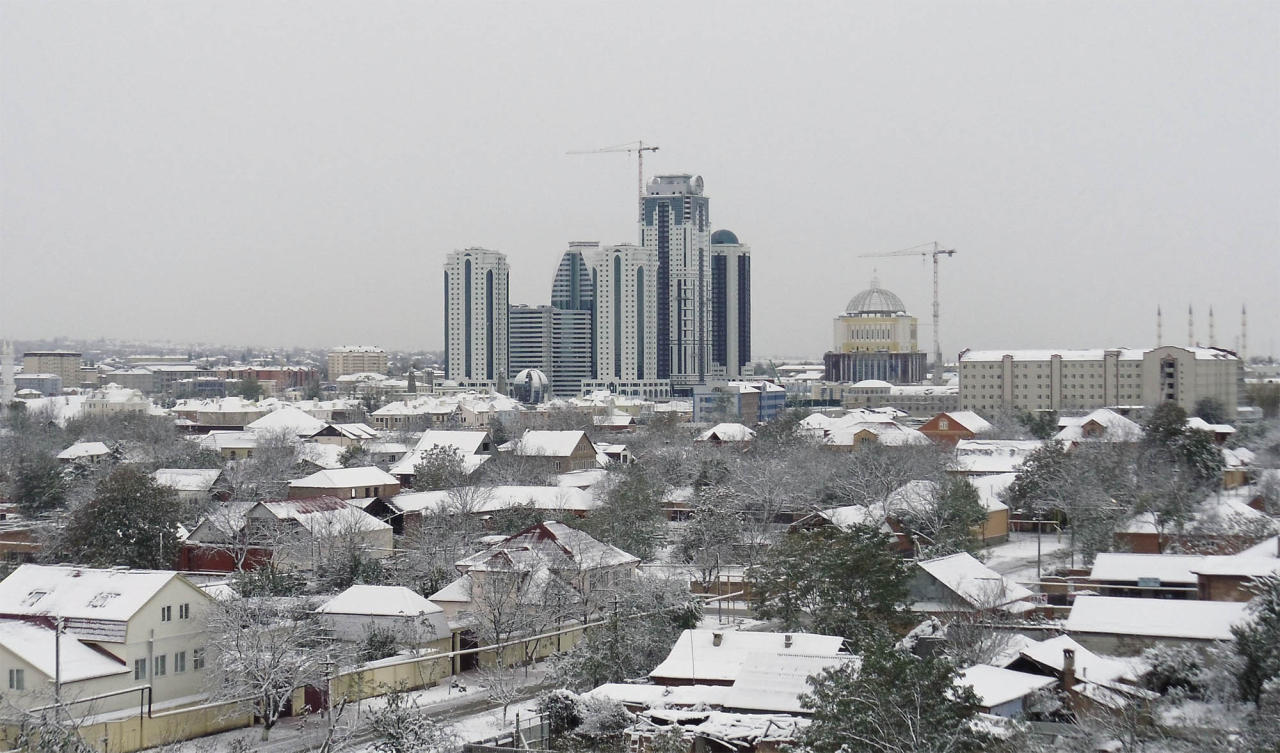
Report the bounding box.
[784,634,793,649]
[712,632,723,647]
[1061,648,1076,699]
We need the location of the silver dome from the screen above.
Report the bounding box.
[844,279,907,315]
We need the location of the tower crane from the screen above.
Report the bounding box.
[858,242,957,385]
[566,140,659,222]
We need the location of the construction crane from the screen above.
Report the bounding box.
[566,140,659,222]
[858,242,957,385]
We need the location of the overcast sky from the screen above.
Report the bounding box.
[3,1,1277,361]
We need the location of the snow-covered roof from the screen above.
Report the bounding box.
[650,630,845,684]
[952,439,1044,474]
[455,520,637,573]
[0,620,130,682]
[939,411,994,434]
[198,431,258,451]
[0,565,186,623]
[316,585,444,617]
[585,683,728,709]
[1119,489,1273,535]
[256,497,392,535]
[916,552,1035,610]
[1066,595,1248,641]
[428,572,473,604]
[289,466,398,489]
[1088,553,1206,585]
[391,485,597,515]
[509,430,592,457]
[555,468,610,490]
[1011,634,1136,685]
[247,406,327,436]
[958,665,1056,709]
[721,652,853,714]
[696,423,757,442]
[1186,417,1236,435]
[152,468,222,492]
[388,430,490,475]
[298,442,344,470]
[57,441,111,460]
[968,473,1014,513]
[327,423,381,440]
[1054,409,1142,442]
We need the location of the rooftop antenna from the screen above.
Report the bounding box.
[1156,305,1163,346]
[1209,306,1216,346]
[858,242,956,385]
[1188,304,1194,347]
[1241,304,1247,362]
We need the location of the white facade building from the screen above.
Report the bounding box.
[444,248,509,384]
[587,244,664,397]
[642,174,711,391]
[327,346,388,379]
[958,346,1240,418]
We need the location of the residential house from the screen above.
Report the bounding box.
[389,430,492,487]
[1114,488,1274,554]
[309,422,381,448]
[1053,408,1142,444]
[695,423,756,444]
[56,441,113,465]
[315,585,452,652]
[1001,633,1153,714]
[502,430,600,472]
[951,439,1043,477]
[918,410,994,444]
[648,629,846,687]
[390,486,598,536]
[910,552,1037,615]
[1086,553,1203,599]
[287,467,401,501]
[1065,595,1249,654]
[152,468,226,509]
[197,431,258,460]
[245,406,327,437]
[957,665,1056,717]
[81,385,152,417]
[0,565,214,714]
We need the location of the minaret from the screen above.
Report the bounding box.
[1,341,14,404]
[1156,306,1163,346]
[1188,304,1194,346]
[1209,306,1216,346]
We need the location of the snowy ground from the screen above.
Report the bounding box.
[982,531,1072,585]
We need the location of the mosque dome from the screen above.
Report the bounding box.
[710,229,740,245]
[844,277,907,315]
[514,369,550,389]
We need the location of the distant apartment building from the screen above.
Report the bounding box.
[693,380,785,424]
[21,351,81,388]
[958,346,1240,418]
[509,304,594,399]
[444,248,509,386]
[642,174,712,391]
[13,373,61,396]
[327,346,388,379]
[710,229,751,378]
[822,279,928,384]
[582,244,669,399]
[551,243,597,312]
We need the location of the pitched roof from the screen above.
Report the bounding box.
[720,652,853,713]
[1088,553,1205,585]
[388,430,490,475]
[958,664,1056,709]
[152,468,223,492]
[939,411,994,434]
[696,423,757,442]
[57,441,111,460]
[1012,634,1135,684]
[391,485,597,515]
[509,430,592,457]
[0,620,130,682]
[455,520,638,573]
[246,406,328,436]
[650,630,846,684]
[255,497,391,535]
[1066,595,1248,641]
[0,565,185,623]
[289,467,398,489]
[316,585,443,617]
[916,552,1035,610]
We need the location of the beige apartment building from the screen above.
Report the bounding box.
[327,346,388,379]
[21,351,82,389]
[958,346,1239,418]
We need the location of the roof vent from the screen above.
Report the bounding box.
[712,632,724,647]
[784,634,793,649]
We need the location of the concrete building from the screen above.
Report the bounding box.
[710,229,751,378]
[444,248,509,385]
[21,351,81,388]
[823,279,928,384]
[508,304,594,398]
[693,380,786,424]
[13,373,61,396]
[958,346,1240,418]
[585,244,669,398]
[642,174,711,392]
[327,346,388,379]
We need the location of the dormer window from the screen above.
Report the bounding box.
[87,592,120,608]
[21,591,47,607]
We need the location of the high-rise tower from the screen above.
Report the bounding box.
[642,174,711,391]
[443,248,509,384]
[590,244,658,384]
[709,229,751,377]
[551,242,597,312]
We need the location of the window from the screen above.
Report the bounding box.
[179,603,190,620]
[174,651,186,673]
[192,648,205,671]
[134,659,147,680]
[153,655,166,677]
[8,668,23,691]
[160,606,172,622]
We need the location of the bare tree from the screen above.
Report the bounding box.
[206,597,329,740]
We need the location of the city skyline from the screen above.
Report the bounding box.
[2,2,1276,359]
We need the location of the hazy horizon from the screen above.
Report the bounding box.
[3,2,1277,360]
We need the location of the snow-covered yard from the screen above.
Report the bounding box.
[982,531,1071,584]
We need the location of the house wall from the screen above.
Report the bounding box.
[122,578,215,707]
[977,508,1010,545]
[1198,574,1254,602]
[318,614,451,649]
[287,482,401,501]
[918,413,978,445]
[0,644,133,713]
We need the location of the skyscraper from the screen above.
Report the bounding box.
[443,248,509,384]
[583,244,667,397]
[710,229,751,377]
[551,242,596,312]
[642,174,711,392]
